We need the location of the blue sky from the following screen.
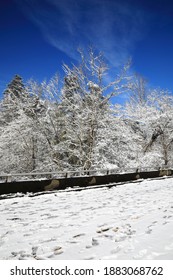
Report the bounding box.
[1,0,173,100]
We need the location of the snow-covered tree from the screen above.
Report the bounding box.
[125,89,173,168]
[1,75,25,124]
[3,74,25,100]
[0,75,54,174]
[128,73,148,106]
[4,49,173,176]
[55,48,131,171]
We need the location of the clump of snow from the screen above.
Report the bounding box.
[0,177,173,260]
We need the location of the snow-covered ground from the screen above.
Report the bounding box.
[0,177,173,260]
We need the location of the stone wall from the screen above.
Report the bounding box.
[0,169,172,195]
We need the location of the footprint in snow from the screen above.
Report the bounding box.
[54,246,63,255]
[73,233,85,238]
[133,249,148,259]
[96,226,112,233]
[111,246,122,254]
[146,228,152,234]
[84,255,96,260]
[115,235,127,242]
[92,238,99,246]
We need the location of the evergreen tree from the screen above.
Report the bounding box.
[3,74,25,101]
[1,75,25,124]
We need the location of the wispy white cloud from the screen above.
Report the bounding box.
[16,0,149,66]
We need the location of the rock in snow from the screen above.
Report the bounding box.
[0,177,173,260]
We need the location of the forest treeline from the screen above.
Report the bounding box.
[0,49,173,175]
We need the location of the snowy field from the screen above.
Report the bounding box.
[0,177,173,260]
